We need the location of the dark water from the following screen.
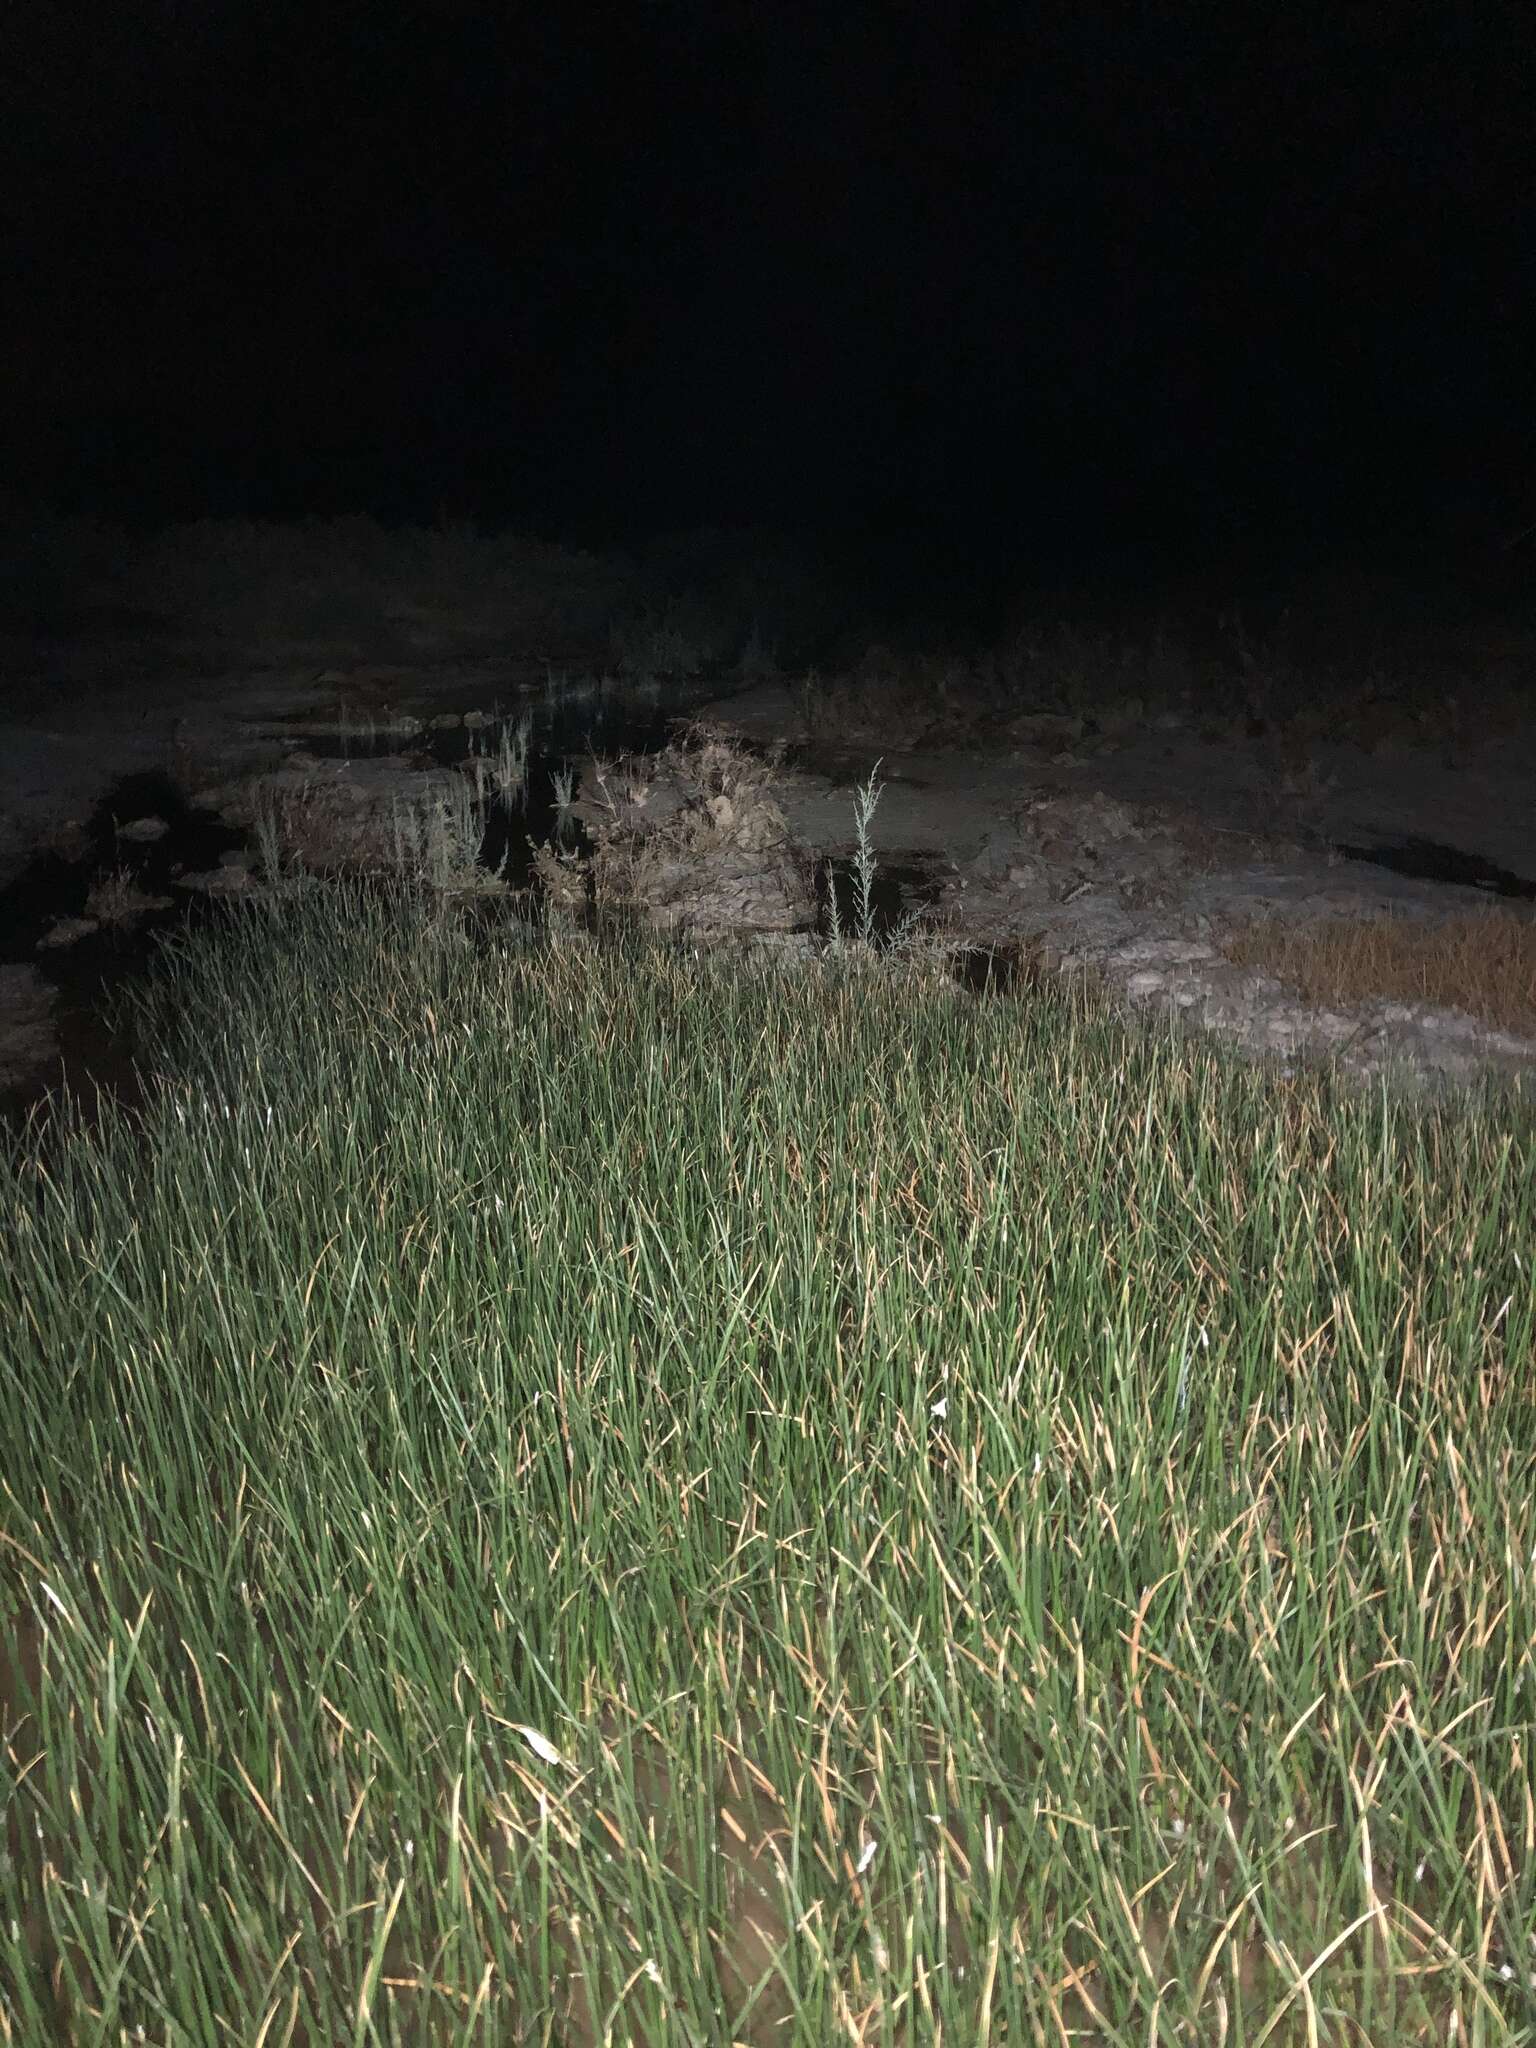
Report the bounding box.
[0,771,248,1123]
[814,856,936,943]
[1332,834,1536,901]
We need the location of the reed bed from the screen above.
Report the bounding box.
[1,882,1533,2044]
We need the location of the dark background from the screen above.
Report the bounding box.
[5,0,1532,588]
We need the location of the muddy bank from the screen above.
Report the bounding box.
[2,592,1534,1111]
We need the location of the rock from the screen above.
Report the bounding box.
[37,916,100,950]
[1110,936,1217,968]
[176,863,259,897]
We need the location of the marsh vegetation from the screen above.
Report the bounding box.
[1,876,1533,2043]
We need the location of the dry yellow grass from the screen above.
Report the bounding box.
[1222,904,1536,1035]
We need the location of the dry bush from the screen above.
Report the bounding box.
[1222,905,1536,1034]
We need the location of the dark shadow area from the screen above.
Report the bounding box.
[949,943,1039,996]
[813,857,937,945]
[0,769,243,959]
[1333,835,1536,902]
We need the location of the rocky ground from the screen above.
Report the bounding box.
[2,541,1533,1109]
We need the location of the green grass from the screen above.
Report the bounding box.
[1,882,1534,2044]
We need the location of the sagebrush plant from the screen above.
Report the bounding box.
[826,758,892,953]
[1,881,1534,2044]
[849,758,883,945]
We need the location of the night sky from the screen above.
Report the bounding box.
[7,1,1533,575]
